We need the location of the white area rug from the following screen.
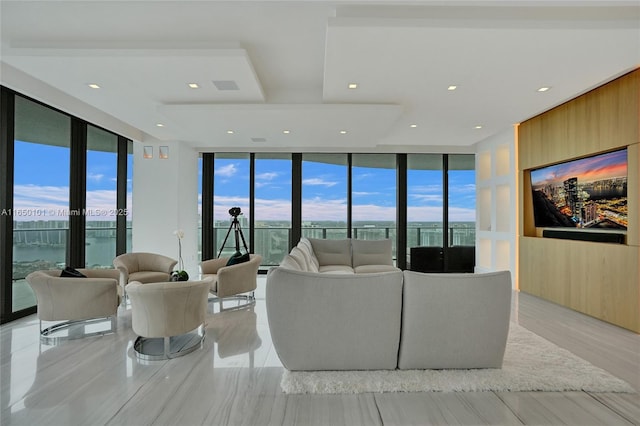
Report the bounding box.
[280,323,635,394]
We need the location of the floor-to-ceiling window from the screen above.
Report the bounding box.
[11,96,71,312]
[126,143,133,252]
[1,88,133,324]
[301,154,348,239]
[197,155,203,259]
[447,154,476,247]
[352,154,397,259]
[254,153,292,266]
[213,153,250,257]
[85,125,118,268]
[406,154,444,268]
[445,154,476,272]
[201,151,475,272]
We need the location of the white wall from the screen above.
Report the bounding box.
[474,126,518,288]
[132,140,200,278]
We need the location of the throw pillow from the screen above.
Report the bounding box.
[60,266,87,278]
[226,251,250,266]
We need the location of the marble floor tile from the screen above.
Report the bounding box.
[1,280,639,426]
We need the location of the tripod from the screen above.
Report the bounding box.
[217,214,249,258]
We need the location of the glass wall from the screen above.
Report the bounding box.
[254,153,292,266]
[352,154,397,259]
[12,96,71,312]
[1,88,134,324]
[406,154,444,268]
[126,142,133,252]
[213,153,250,257]
[85,125,118,268]
[197,156,203,259]
[447,154,476,247]
[301,154,348,239]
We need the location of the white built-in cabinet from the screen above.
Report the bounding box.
[474,128,517,288]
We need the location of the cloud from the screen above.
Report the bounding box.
[12,185,127,221]
[256,172,278,181]
[302,178,338,187]
[449,183,476,194]
[410,184,443,194]
[410,193,443,204]
[353,191,380,197]
[87,172,105,182]
[215,164,238,177]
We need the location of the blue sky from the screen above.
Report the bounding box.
[13,142,475,223]
[211,158,476,222]
[13,141,132,221]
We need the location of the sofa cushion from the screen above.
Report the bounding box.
[266,268,404,371]
[351,239,393,268]
[354,264,399,274]
[398,270,512,369]
[128,271,170,284]
[296,238,320,272]
[295,241,319,273]
[318,265,355,274]
[279,254,303,271]
[288,247,309,271]
[308,238,352,267]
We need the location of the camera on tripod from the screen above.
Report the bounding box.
[218,206,248,259]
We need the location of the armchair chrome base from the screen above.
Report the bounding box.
[40,316,117,344]
[133,325,205,360]
[208,292,255,312]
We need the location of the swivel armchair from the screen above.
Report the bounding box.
[127,279,210,360]
[26,269,122,343]
[112,252,177,303]
[200,254,262,311]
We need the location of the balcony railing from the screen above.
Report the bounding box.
[13,224,476,279]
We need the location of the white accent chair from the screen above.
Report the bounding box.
[26,269,122,342]
[112,252,177,304]
[200,254,262,311]
[127,279,210,360]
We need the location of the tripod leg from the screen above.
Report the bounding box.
[217,221,235,258]
[236,222,250,252]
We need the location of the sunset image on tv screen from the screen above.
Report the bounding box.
[530,149,627,230]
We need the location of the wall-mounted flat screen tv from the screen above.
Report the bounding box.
[530,148,627,231]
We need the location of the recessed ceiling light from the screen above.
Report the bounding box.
[447,85,457,91]
[475,125,483,129]
[348,83,358,89]
[88,83,100,89]
[537,86,551,92]
[409,124,417,128]
[156,123,165,127]
[339,130,348,134]
[226,130,234,134]
[283,130,291,134]
[188,83,199,89]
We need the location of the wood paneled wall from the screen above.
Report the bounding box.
[518,69,640,333]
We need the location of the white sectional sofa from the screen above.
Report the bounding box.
[266,260,512,371]
[280,237,400,274]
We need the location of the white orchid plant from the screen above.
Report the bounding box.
[172,229,188,281]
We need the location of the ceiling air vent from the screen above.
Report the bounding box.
[212,80,239,91]
[251,137,267,143]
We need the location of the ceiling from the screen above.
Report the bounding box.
[1,1,639,153]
